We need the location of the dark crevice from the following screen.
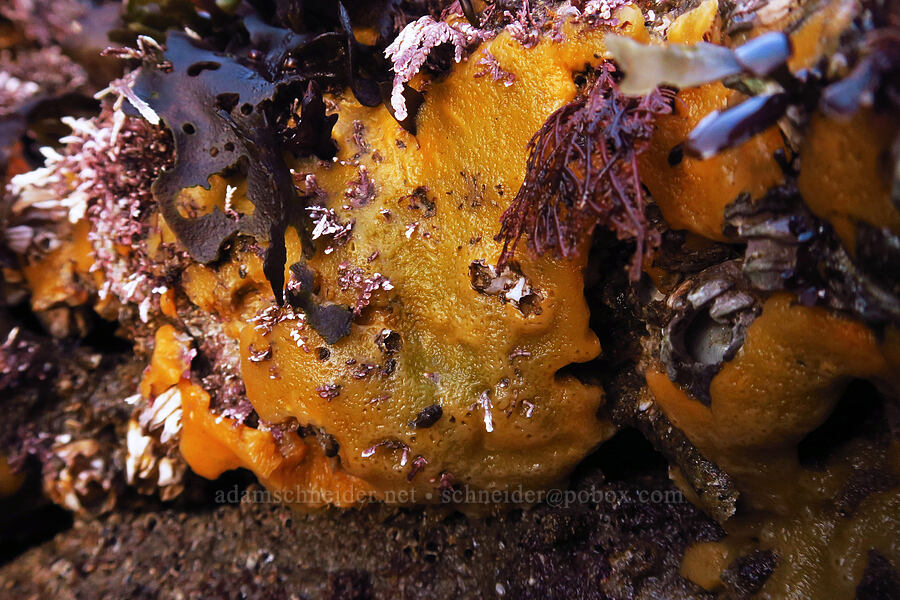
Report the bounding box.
[574,427,669,484]
[798,379,885,468]
[0,461,74,566]
[569,231,669,483]
[78,321,133,354]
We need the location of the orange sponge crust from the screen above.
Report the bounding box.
[798,110,900,251]
[648,294,900,511]
[0,455,24,498]
[649,295,900,599]
[140,324,194,400]
[640,0,900,247]
[20,219,96,312]
[175,11,660,506]
[639,0,786,241]
[179,381,373,507]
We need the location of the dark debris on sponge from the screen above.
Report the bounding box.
[285,261,353,344]
[126,1,440,304]
[129,32,338,304]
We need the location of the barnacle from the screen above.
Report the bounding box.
[2,0,900,596]
[659,260,764,406]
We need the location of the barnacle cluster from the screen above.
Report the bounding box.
[2,0,899,597]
